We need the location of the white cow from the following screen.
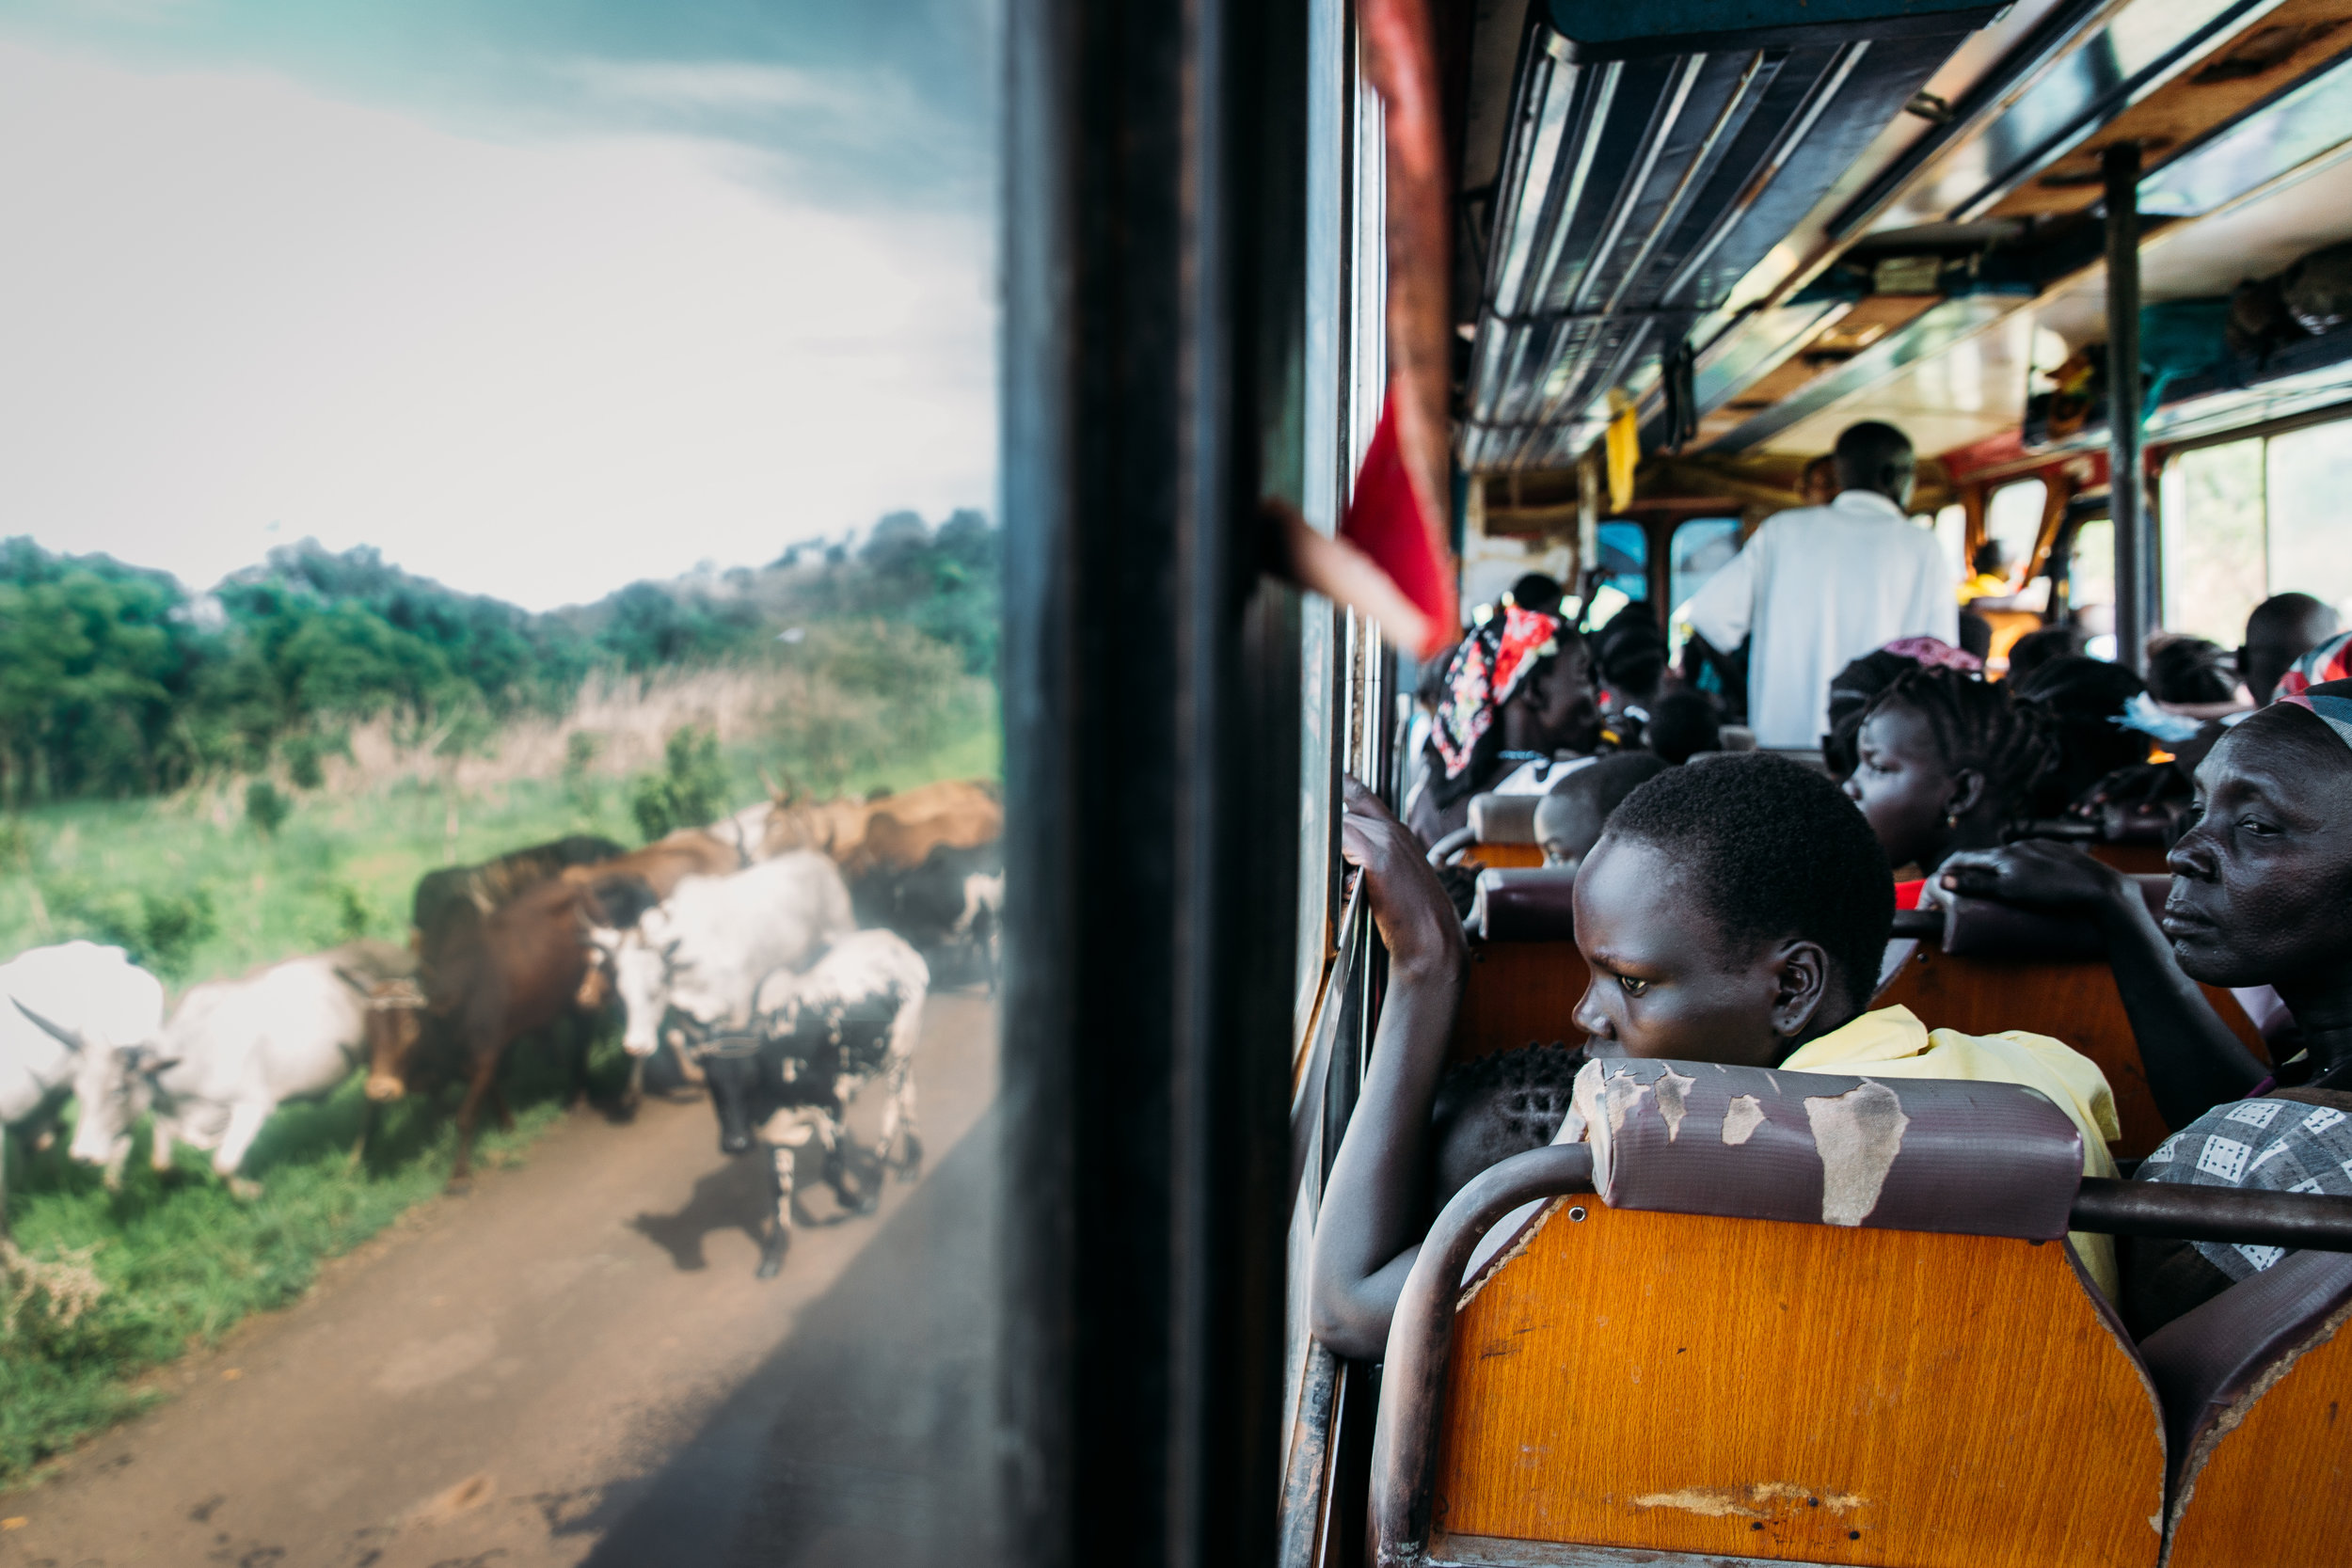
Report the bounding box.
[0,942,166,1228]
[69,941,410,1198]
[591,851,854,1058]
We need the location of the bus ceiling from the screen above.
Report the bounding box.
[1454,0,2352,477]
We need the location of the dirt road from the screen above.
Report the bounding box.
[2,994,998,1568]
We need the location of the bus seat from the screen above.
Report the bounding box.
[1371,1066,2167,1568]
[2141,1249,2352,1568]
[1450,938,1586,1064]
[1463,794,1546,869]
[1466,867,1574,942]
[1877,888,2267,1160]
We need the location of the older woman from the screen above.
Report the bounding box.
[1941,679,2352,1332]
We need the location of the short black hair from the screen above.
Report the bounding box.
[1833,421,1915,498]
[2147,635,2236,705]
[1865,664,2057,823]
[2004,624,2085,685]
[2013,654,2151,811]
[1823,646,1926,778]
[1603,752,1893,1009]
[1593,610,1669,693]
[1645,689,1721,764]
[1535,752,1669,859]
[1506,573,1565,617]
[1971,539,2010,577]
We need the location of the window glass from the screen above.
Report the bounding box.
[2071,517,2118,661]
[1667,517,1740,613]
[2265,424,2352,621]
[1984,479,2047,580]
[1594,519,1649,614]
[1932,503,1967,586]
[2161,438,2266,644]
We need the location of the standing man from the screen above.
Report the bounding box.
[1681,421,1955,750]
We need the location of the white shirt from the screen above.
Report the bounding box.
[1681,491,1957,749]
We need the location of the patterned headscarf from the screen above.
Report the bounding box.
[2276,630,2352,703]
[1432,605,1565,780]
[2275,675,2352,751]
[1879,635,1982,673]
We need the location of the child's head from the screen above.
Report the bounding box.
[1822,645,1927,780]
[2164,679,2352,991]
[1429,1041,1582,1210]
[2146,634,2237,706]
[1572,753,1892,1068]
[1534,752,1669,873]
[2241,593,2342,705]
[1645,689,1721,764]
[1971,539,2010,579]
[1842,665,2055,872]
[2011,654,2152,811]
[2004,624,2085,685]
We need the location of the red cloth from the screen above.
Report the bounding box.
[1895,879,1928,911]
[1342,393,1458,657]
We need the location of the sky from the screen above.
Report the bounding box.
[0,0,997,610]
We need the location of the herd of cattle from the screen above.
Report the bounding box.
[0,779,1003,1277]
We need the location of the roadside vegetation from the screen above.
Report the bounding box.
[0,510,1000,1486]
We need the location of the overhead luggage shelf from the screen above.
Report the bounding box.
[1459,0,1997,471]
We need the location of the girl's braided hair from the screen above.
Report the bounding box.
[1862,663,2058,825]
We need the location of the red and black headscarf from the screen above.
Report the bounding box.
[1424,605,1567,809]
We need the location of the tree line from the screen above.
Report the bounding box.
[0,509,998,806]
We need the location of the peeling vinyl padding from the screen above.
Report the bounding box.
[1602,1070,1652,1139]
[1654,1067,1696,1141]
[1804,1080,1910,1227]
[1630,1484,1865,1518]
[1720,1094,1765,1147]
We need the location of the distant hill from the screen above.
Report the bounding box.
[0,510,997,805]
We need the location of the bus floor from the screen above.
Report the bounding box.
[0,991,1000,1568]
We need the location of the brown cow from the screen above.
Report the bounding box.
[365,872,644,1190]
[761,779,1002,877]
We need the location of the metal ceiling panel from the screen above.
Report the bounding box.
[1460,7,1990,471]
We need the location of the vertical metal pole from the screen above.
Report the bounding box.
[1001,1,1301,1565]
[2104,141,2151,673]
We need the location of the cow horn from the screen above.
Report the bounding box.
[368,978,428,1011]
[12,998,88,1052]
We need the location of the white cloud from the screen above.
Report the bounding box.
[0,40,996,610]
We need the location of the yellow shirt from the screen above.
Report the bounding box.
[1783,1006,2121,1299]
[1957,571,2010,605]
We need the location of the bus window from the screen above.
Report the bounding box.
[1932,503,1966,583]
[1984,479,2046,581]
[2160,437,2266,644]
[2266,423,2352,614]
[1668,518,1740,612]
[1593,520,1648,620]
[2071,517,2119,661]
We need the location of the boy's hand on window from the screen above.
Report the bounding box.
[1341,776,1467,980]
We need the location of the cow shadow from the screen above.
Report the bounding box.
[629,1143,881,1272]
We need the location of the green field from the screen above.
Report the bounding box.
[0,712,999,1488]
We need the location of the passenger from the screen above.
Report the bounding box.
[1842,665,2056,878]
[2005,623,2086,686]
[1940,680,2352,1335]
[1958,540,2013,605]
[1681,421,1956,750]
[1644,689,1721,765]
[2240,592,2341,705]
[1534,752,1667,875]
[1591,610,1671,743]
[1820,636,1978,784]
[1800,453,1837,507]
[2145,634,2242,710]
[1311,759,2120,1358]
[2010,654,2152,814]
[1404,607,1599,847]
[1503,571,1565,619]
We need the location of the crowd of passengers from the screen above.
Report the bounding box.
[1313,418,2352,1363]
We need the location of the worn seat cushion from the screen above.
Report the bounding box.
[1573,1056,2085,1240]
[1467,866,1577,942]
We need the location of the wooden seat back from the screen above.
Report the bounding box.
[1372,1069,2167,1568]
[1876,943,2266,1160]
[1450,940,1585,1064]
[2142,1249,2352,1568]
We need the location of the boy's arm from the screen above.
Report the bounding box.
[1940,844,2265,1126]
[1309,777,1470,1361]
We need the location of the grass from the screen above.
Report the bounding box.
[0,702,1000,1489]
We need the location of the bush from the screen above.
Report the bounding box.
[628,725,728,842]
[245,780,291,835]
[49,885,219,979]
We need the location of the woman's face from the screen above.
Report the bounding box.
[1518,645,1600,755]
[1842,704,1957,872]
[2163,712,2352,990]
